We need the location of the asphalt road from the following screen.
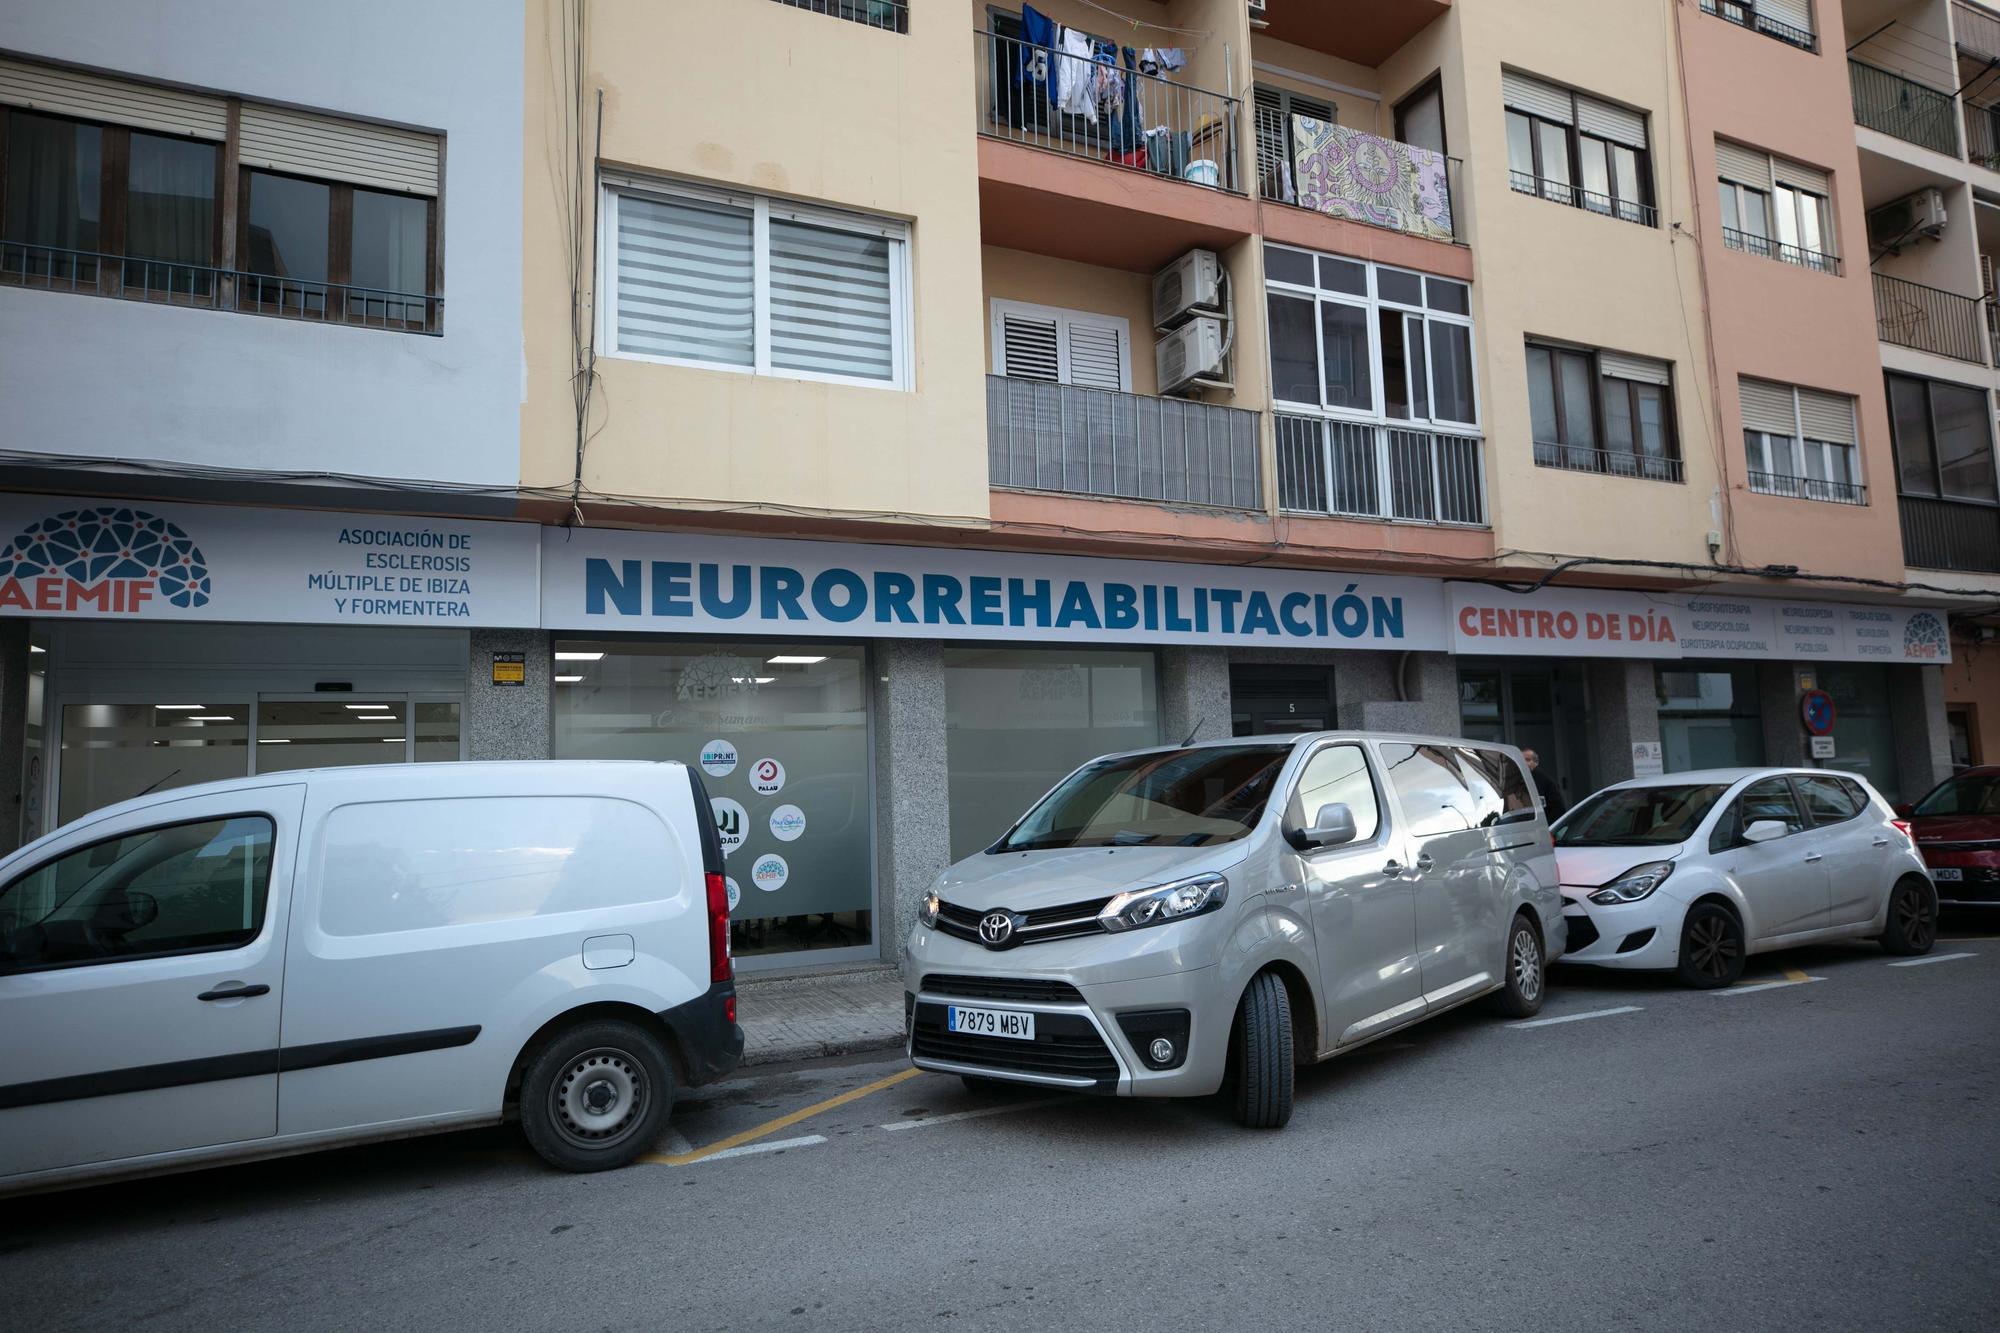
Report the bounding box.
[4,926,1997,1333]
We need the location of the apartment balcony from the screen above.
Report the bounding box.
[973,29,1254,271]
[986,375,1262,510]
[1699,0,1817,51]
[1874,272,1985,363]
[1257,119,1464,246]
[1274,414,1486,527]
[1850,59,1960,158]
[1902,493,2000,571]
[1957,1,2000,63]
[1256,1,1451,67]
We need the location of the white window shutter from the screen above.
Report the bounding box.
[0,57,227,140]
[1716,140,1773,190]
[1598,351,1671,385]
[1772,155,1830,197]
[614,193,755,366]
[1797,389,1857,444]
[1065,320,1125,391]
[767,217,896,382]
[998,310,1062,382]
[1576,96,1647,150]
[1739,378,1799,435]
[239,104,439,196]
[1502,71,1573,124]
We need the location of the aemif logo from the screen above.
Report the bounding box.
[1903,612,1948,661]
[0,508,211,613]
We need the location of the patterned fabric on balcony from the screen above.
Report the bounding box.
[1291,117,1453,242]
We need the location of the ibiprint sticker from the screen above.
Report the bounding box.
[700,739,738,777]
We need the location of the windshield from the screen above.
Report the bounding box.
[1554,783,1731,848]
[995,744,1291,852]
[1914,773,2000,817]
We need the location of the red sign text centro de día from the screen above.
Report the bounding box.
[1456,604,1677,645]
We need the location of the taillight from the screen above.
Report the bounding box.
[1892,819,1915,843]
[706,871,732,983]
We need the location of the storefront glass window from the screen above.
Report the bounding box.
[1656,664,1763,773]
[944,648,1160,861]
[255,699,407,773]
[59,703,249,826]
[1819,664,1901,800]
[414,701,462,763]
[550,640,872,960]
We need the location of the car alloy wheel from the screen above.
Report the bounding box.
[1511,925,1543,1004]
[549,1046,650,1152]
[1686,912,1740,981]
[1894,881,1937,952]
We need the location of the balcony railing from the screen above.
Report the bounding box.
[0,240,443,334]
[1987,298,2000,368]
[1275,414,1486,526]
[986,375,1262,508]
[772,0,907,32]
[1750,471,1869,506]
[1721,226,1841,275]
[1967,99,2000,171]
[1850,59,1960,157]
[1533,442,1684,484]
[1699,0,1817,51]
[1901,493,2000,571]
[1956,1,2000,61]
[1507,171,1657,228]
[975,30,1242,195]
[1873,272,1985,362]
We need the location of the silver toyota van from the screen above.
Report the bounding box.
[904,733,1565,1127]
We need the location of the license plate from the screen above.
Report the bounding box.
[947,1005,1035,1040]
[1934,867,1964,882]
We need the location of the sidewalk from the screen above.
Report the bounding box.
[735,962,907,1066]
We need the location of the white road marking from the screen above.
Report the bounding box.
[659,1128,693,1157]
[879,1098,1067,1131]
[1888,951,1977,968]
[1712,977,1823,995]
[695,1133,827,1162]
[1508,1005,1643,1029]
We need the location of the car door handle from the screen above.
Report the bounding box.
[1383,859,1406,879]
[1872,838,1891,848]
[1414,853,1435,873]
[1803,853,1824,863]
[197,983,270,1002]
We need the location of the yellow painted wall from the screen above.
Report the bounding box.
[522,0,990,523]
[980,246,1161,394]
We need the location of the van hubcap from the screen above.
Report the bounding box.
[550,1048,648,1150]
[1512,929,1542,1003]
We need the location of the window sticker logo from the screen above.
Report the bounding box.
[0,506,210,613]
[700,739,739,777]
[750,757,786,795]
[1903,612,1948,661]
[725,876,741,912]
[711,797,747,857]
[751,853,789,891]
[768,803,806,842]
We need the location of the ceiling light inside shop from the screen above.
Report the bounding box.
[189,715,235,722]
[767,655,826,665]
[257,738,291,744]
[29,645,44,654]
[555,674,585,683]
[345,704,394,711]
[381,737,406,743]
[732,676,777,685]
[154,704,204,711]
[555,651,604,661]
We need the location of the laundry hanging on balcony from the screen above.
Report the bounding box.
[1015,5,1056,114]
[1291,118,1454,243]
[1056,27,1098,121]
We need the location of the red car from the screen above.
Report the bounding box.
[1902,766,2000,906]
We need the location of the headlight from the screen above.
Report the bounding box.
[1588,860,1674,905]
[918,892,940,928]
[1097,873,1228,932]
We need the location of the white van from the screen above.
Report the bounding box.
[0,761,739,1194]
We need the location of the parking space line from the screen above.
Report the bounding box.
[878,1097,1067,1131]
[1508,1005,1642,1029]
[1714,977,1823,996]
[639,1066,921,1166]
[698,1134,827,1163]
[1888,952,1977,968]
[1783,966,1811,982]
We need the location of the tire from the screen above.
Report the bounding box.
[1676,902,1746,989]
[1489,913,1546,1018]
[518,1020,674,1173]
[1880,876,1939,956]
[1230,971,1294,1129]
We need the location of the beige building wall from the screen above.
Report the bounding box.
[522,0,990,524]
[980,246,1161,395]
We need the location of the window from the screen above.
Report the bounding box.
[1699,0,1818,51]
[1717,140,1837,273]
[991,299,1130,391]
[1527,341,1681,481]
[1795,774,1863,824]
[1,64,440,329]
[602,179,910,389]
[999,743,1288,852]
[1454,746,1535,823]
[1560,783,1732,847]
[770,0,908,33]
[1379,742,1479,838]
[0,816,273,972]
[1394,77,1447,156]
[1711,776,1806,851]
[1294,744,1382,842]
[1253,84,1337,202]
[1741,377,1865,504]
[1503,72,1654,226]
[1884,372,1997,502]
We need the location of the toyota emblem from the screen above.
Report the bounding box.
[977,911,1016,947]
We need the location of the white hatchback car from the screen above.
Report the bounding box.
[1552,767,1937,987]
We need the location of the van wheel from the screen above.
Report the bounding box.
[1676,902,1746,989]
[1880,876,1938,956]
[1230,971,1294,1129]
[519,1020,673,1173]
[1489,913,1545,1018]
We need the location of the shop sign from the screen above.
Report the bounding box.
[1448,585,1951,665]
[0,495,541,628]
[542,530,1450,651]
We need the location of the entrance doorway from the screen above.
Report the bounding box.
[1230,664,1336,736]
[1458,662,1590,809]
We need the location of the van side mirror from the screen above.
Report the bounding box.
[1742,819,1788,844]
[95,890,158,933]
[1299,803,1359,849]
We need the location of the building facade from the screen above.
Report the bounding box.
[0,0,1982,974]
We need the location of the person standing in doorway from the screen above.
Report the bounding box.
[1521,748,1567,820]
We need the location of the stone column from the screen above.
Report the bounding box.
[1584,660,1662,786]
[873,640,952,959]
[465,628,551,761]
[1337,650,1458,735]
[1891,664,1952,802]
[0,619,27,856]
[1158,646,1231,744]
[1759,663,1808,767]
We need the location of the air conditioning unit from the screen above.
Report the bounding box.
[1248,0,1269,26]
[1867,187,1948,252]
[1152,249,1222,329]
[1157,316,1226,394]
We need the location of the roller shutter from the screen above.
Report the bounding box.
[0,56,225,140]
[1798,388,1857,444]
[1502,71,1573,124]
[1739,378,1799,435]
[1758,0,1815,38]
[1599,351,1671,385]
[1577,95,1647,149]
[1716,140,1773,189]
[1772,155,1831,196]
[239,104,439,196]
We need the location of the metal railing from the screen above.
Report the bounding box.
[1699,0,1817,51]
[1749,471,1869,505]
[1987,297,2000,368]
[1275,414,1486,526]
[1533,442,1684,484]
[1956,1,2000,61]
[1873,272,1985,362]
[0,240,442,333]
[986,376,1262,509]
[975,29,1242,195]
[772,0,907,33]
[1507,170,1657,227]
[1901,492,2000,570]
[1966,99,2000,171]
[1850,59,1960,157]
[1720,226,1841,275]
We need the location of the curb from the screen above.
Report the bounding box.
[741,1028,906,1067]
